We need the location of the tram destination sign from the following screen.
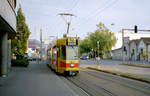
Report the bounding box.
[67,42,76,46]
[67,38,78,46]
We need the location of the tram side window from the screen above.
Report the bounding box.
[57,48,60,57]
[53,49,57,61]
[61,46,66,59]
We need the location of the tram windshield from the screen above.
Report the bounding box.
[66,46,79,60]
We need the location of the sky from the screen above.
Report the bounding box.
[17,0,150,42]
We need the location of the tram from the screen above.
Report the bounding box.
[47,36,80,76]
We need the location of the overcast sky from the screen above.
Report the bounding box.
[17,0,150,41]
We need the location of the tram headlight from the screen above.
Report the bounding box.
[70,64,75,67]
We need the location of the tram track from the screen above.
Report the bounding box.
[66,68,150,96]
[59,76,90,96]
[81,69,150,95]
[66,72,118,96]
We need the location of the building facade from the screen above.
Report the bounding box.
[28,39,40,49]
[129,39,139,61]
[0,0,16,77]
[112,31,150,50]
[111,48,122,60]
[111,38,150,62]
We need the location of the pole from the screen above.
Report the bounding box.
[122,29,124,64]
[67,22,70,35]
[97,41,100,67]
[40,29,42,63]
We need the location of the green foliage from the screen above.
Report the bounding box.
[80,22,117,56]
[11,59,29,67]
[11,6,30,59]
[80,38,91,54]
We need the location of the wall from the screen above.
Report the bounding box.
[129,41,137,61]
[0,0,16,32]
[111,48,122,60]
[138,40,146,61]
[148,45,150,62]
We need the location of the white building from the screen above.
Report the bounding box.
[112,31,150,50]
[137,38,150,62]
[111,38,150,62]
[129,39,139,61]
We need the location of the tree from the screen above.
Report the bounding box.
[80,22,117,57]
[80,38,91,54]
[11,6,30,59]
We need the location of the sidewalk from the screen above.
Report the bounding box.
[99,64,150,78]
[80,59,150,79]
[0,61,78,96]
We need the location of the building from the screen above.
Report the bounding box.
[0,0,17,77]
[28,39,47,58]
[28,39,40,49]
[129,39,139,61]
[112,31,150,50]
[137,38,150,61]
[111,38,150,62]
[111,48,122,60]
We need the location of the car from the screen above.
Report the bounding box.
[80,55,88,60]
[27,57,33,61]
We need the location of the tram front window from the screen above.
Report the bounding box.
[66,46,78,60]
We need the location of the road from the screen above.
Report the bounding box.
[68,68,150,96]
[1,60,150,96]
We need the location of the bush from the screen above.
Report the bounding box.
[11,59,29,67]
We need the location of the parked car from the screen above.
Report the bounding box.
[28,57,33,61]
[80,55,88,60]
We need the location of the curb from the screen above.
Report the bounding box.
[87,67,150,84]
[120,64,150,68]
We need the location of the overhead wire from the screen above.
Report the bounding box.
[88,0,119,19]
[68,0,79,12]
[57,0,79,36]
[53,0,119,37]
[86,0,110,18]
[73,0,119,31]
[48,0,74,39]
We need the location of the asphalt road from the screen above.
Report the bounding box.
[68,68,150,96]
